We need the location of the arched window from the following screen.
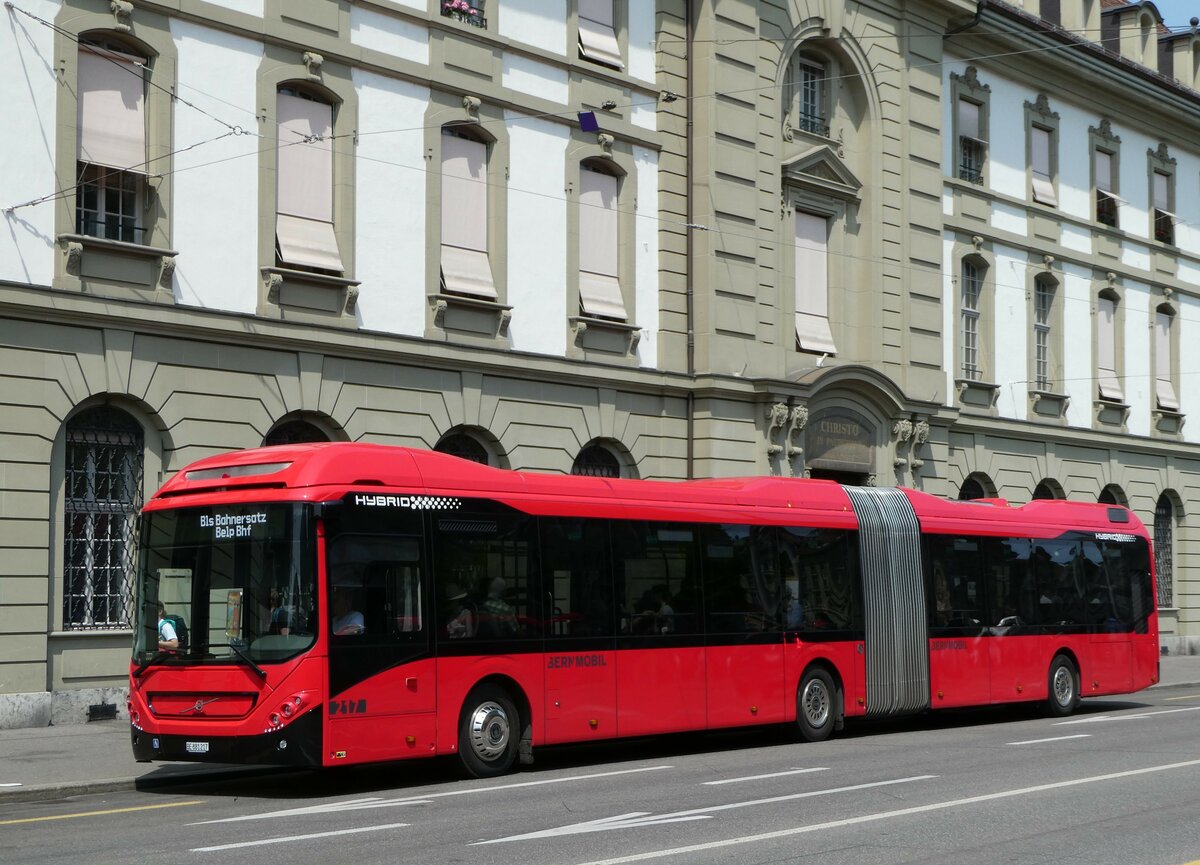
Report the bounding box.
[435,433,490,465]
[264,420,329,447]
[64,407,144,629]
[957,476,987,501]
[571,444,621,478]
[1154,493,1174,607]
[1098,484,1126,506]
[1032,480,1062,500]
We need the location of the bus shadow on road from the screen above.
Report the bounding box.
[134,695,1152,802]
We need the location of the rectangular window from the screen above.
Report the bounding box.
[1153,171,1175,244]
[1096,296,1122,401]
[957,99,985,184]
[1034,279,1054,391]
[578,0,622,69]
[440,129,497,299]
[578,165,626,320]
[275,91,343,272]
[76,45,147,242]
[613,522,699,637]
[960,261,981,380]
[1156,311,1178,410]
[1095,150,1118,227]
[926,535,985,633]
[795,211,836,355]
[1030,126,1057,206]
[541,518,615,640]
[795,61,828,137]
[440,0,486,28]
[702,525,780,636]
[776,526,862,635]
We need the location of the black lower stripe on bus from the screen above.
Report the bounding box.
[130,707,322,767]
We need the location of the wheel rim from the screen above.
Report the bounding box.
[1052,665,1074,707]
[466,700,511,763]
[802,678,830,728]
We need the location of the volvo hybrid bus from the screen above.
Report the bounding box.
[129,443,1158,777]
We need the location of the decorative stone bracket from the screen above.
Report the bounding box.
[891,415,930,474]
[569,316,640,357]
[111,0,133,33]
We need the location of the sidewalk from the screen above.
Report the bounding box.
[2,655,1198,805]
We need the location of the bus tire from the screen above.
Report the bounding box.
[458,683,521,778]
[1046,654,1079,717]
[796,667,837,742]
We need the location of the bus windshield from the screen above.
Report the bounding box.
[133,503,317,667]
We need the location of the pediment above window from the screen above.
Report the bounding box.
[781,145,861,201]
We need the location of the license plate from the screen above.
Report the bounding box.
[185,741,210,754]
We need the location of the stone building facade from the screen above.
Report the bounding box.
[0,0,1196,726]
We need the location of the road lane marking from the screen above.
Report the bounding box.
[704,768,827,786]
[193,765,673,824]
[1007,734,1091,746]
[1164,693,1200,701]
[1056,705,1200,725]
[0,783,22,787]
[0,801,203,826]
[477,775,936,843]
[565,757,1200,865]
[191,822,409,852]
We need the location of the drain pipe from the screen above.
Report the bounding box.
[684,0,696,479]
[946,0,984,36]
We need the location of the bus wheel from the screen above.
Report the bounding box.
[796,667,837,742]
[1046,654,1079,717]
[458,684,520,778]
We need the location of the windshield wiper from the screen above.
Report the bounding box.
[132,651,174,679]
[227,641,267,680]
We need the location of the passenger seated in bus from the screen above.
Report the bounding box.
[633,584,675,634]
[268,587,292,636]
[330,586,365,636]
[442,583,476,639]
[477,577,518,638]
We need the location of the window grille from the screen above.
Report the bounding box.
[63,407,143,629]
[960,261,981,380]
[441,0,486,28]
[571,445,620,478]
[958,138,985,184]
[957,477,986,501]
[76,164,143,244]
[794,60,829,137]
[1154,494,1173,607]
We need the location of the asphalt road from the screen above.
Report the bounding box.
[3,687,1200,865]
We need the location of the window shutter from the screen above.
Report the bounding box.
[578,0,622,69]
[276,92,342,271]
[958,100,982,142]
[794,211,836,354]
[578,167,626,320]
[1094,151,1112,192]
[1030,127,1057,206]
[1096,297,1122,401]
[440,131,496,299]
[77,46,147,172]
[1156,311,1178,410]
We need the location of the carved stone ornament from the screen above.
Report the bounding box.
[913,420,930,446]
[971,235,984,251]
[572,319,588,347]
[864,474,877,487]
[628,329,641,353]
[433,298,449,329]
[344,285,359,315]
[1089,118,1120,145]
[110,0,133,33]
[265,272,283,306]
[787,406,808,457]
[64,241,84,276]
[1025,93,1058,121]
[302,51,323,81]
[950,65,990,95]
[463,95,481,121]
[1149,142,1176,167]
[498,308,512,337]
[158,255,176,289]
[767,403,790,431]
[892,418,914,443]
[597,133,615,159]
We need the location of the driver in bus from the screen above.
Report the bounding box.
[330,585,365,636]
[157,604,179,651]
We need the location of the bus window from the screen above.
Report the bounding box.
[1032,538,1086,632]
[777,526,861,636]
[613,522,699,636]
[540,518,614,640]
[1110,537,1153,634]
[925,535,985,633]
[981,537,1035,633]
[1079,540,1118,629]
[702,524,779,635]
[431,505,539,642]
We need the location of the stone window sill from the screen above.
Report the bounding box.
[569,315,642,358]
[59,233,178,292]
[1029,389,1069,420]
[262,267,360,320]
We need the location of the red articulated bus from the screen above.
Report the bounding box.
[129,443,1159,777]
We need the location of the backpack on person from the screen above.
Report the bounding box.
[162,614,189,651]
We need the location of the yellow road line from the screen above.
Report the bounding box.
[0,800,203,826]
[1164,693,1200,702]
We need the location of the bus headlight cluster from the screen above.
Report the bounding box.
[267,693,308,731]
